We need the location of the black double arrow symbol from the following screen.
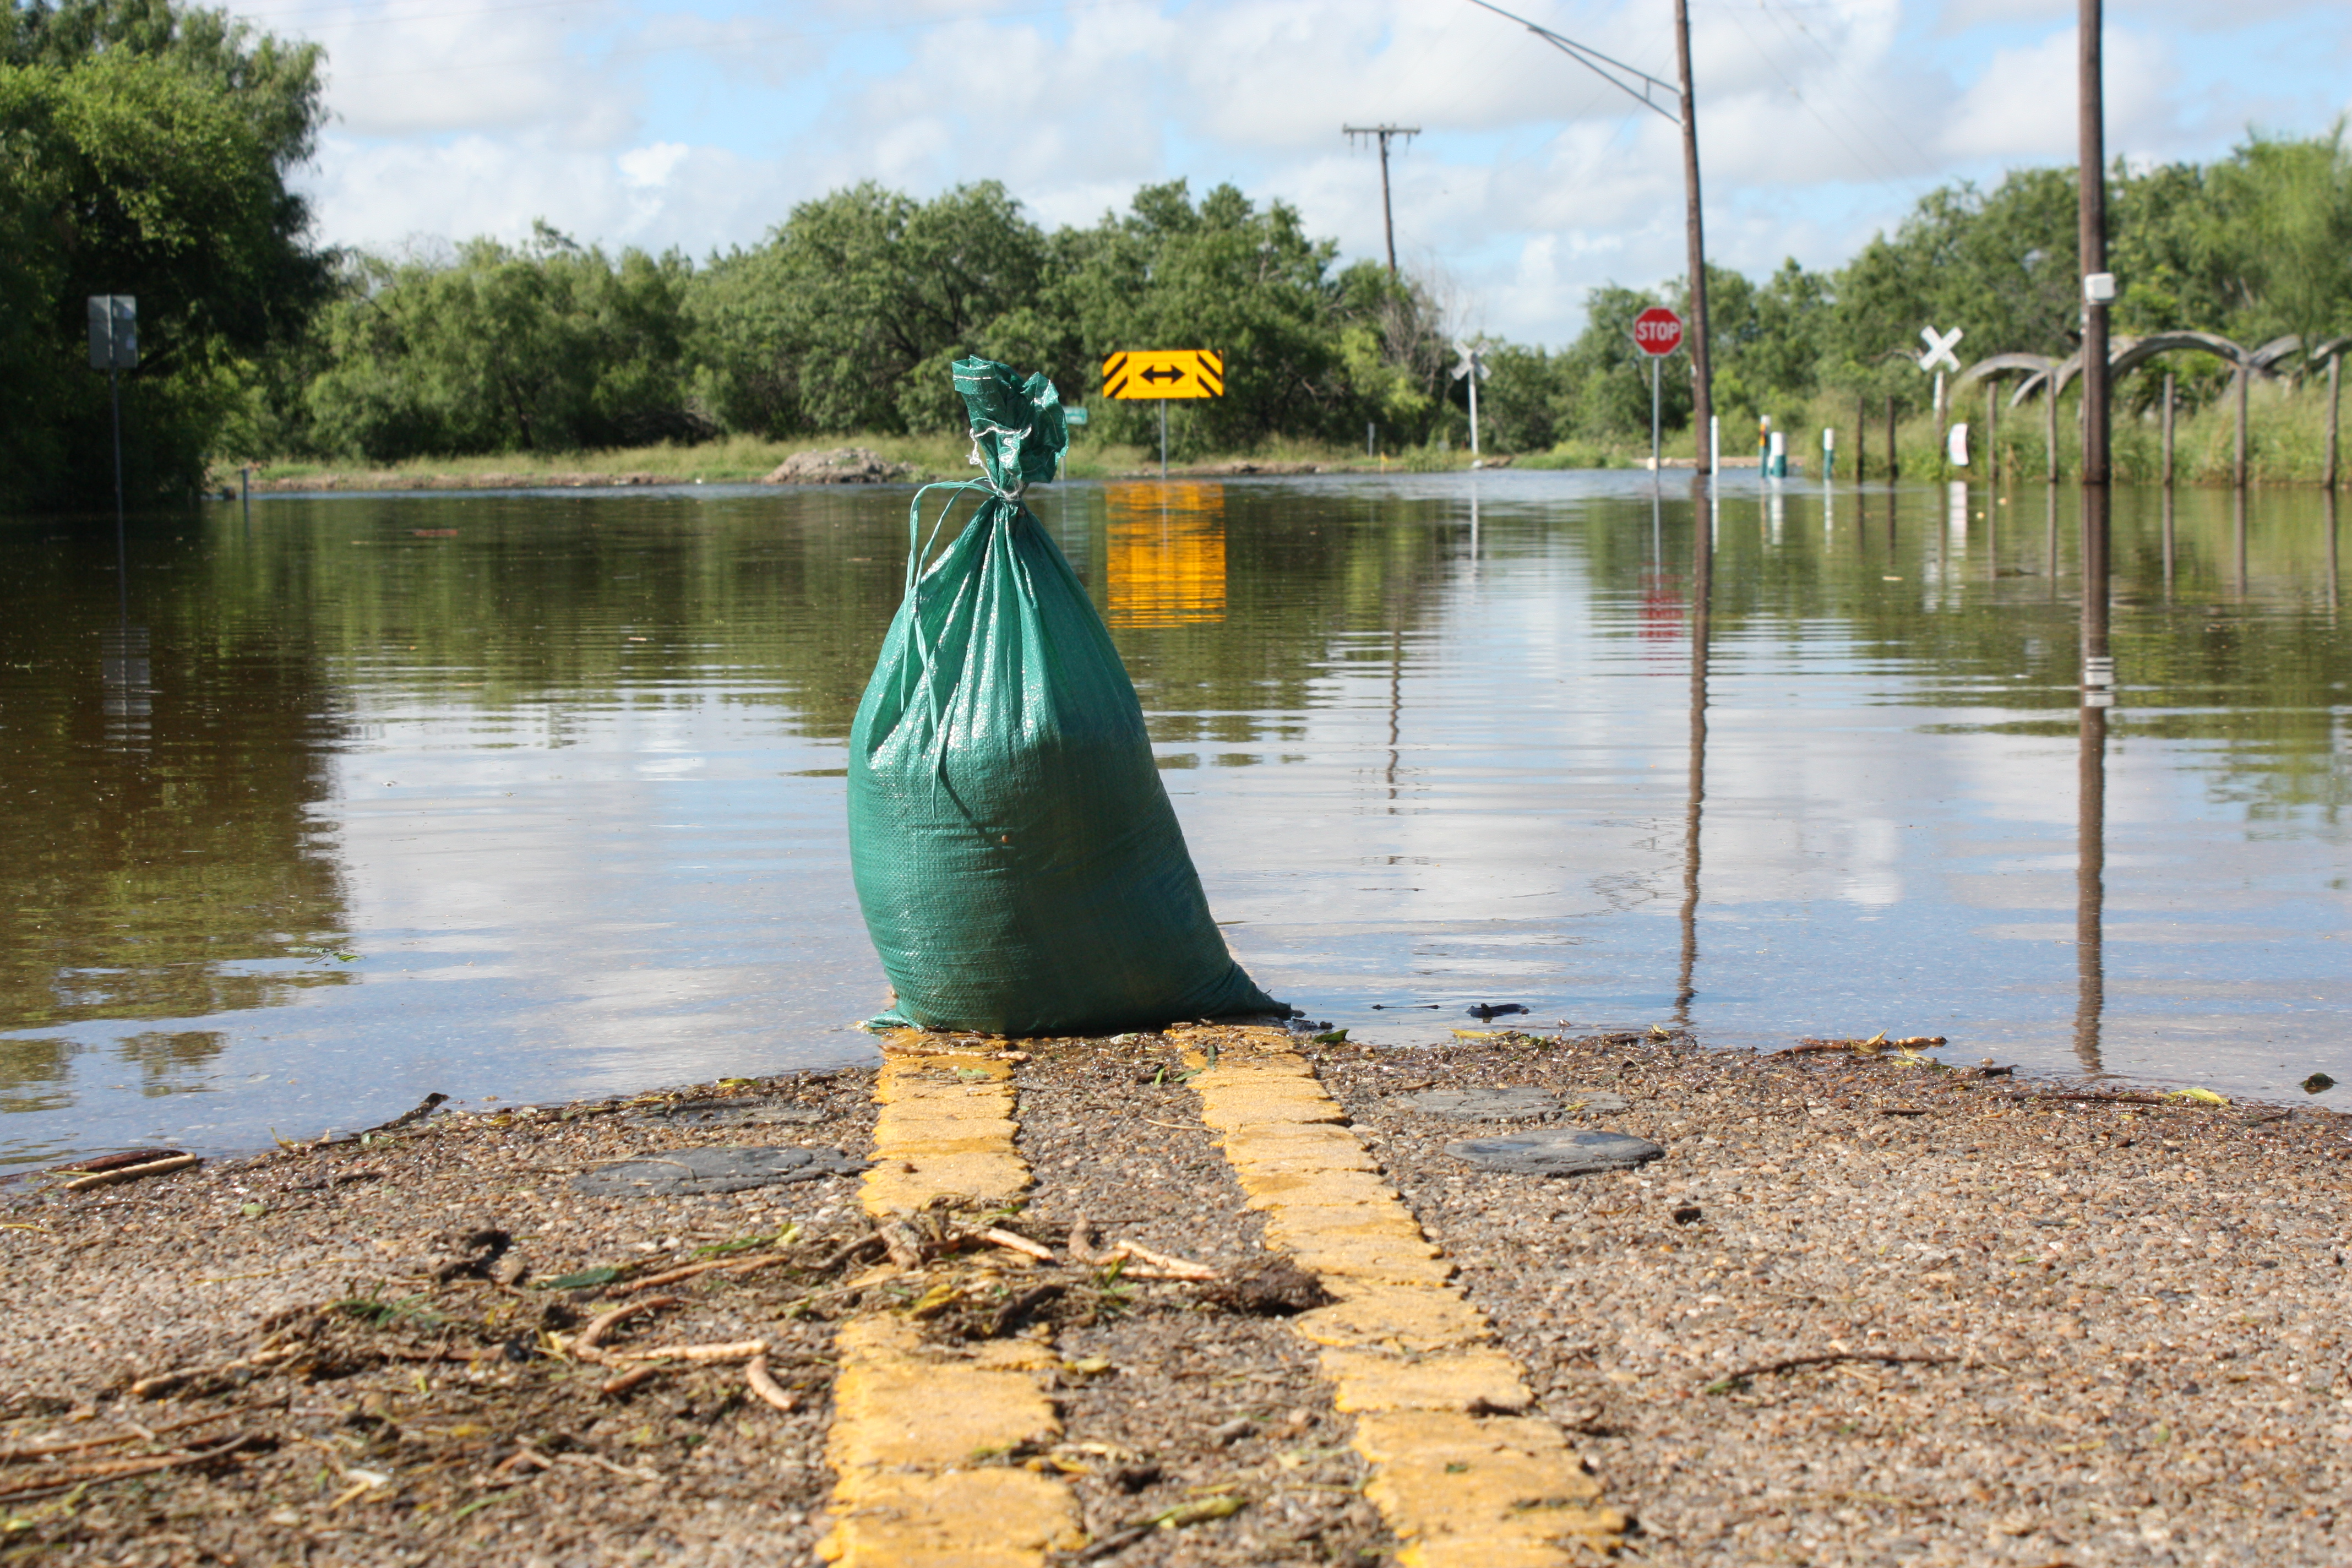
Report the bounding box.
[1140,364,1187,386]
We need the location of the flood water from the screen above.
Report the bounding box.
[2,473,2345,1167]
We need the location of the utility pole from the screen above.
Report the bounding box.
[1343,125,1420,276]
[1464,0,1710,471]
[1672,0,1711,476]
[2078,0,2110,487]
[2078,0,2113,705]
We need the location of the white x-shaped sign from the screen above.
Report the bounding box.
[1919,324,1964,373]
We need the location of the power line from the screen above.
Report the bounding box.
[1461,0,1681,126]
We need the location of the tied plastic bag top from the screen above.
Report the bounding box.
[846,357,1281,1036]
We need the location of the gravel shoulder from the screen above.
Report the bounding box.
[3,1031,2346,1567]
[1321,1029,2352,1567]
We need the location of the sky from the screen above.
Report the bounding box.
[269,0,2352,346]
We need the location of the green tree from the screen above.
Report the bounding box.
[688,181,1049,437]
[301,226,702,460]
[2116,126,2352,351]
[0,0,326,505]
[1830,167,2081,369]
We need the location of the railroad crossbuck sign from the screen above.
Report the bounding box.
[1103,350,1224,400]
[1919,324,1963,373]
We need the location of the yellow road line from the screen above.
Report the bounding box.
[820,1033,1082,1567]
[1178,1025,1627,1565]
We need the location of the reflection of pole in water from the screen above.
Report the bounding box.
[2160,486,2175,596]
[2044,486,2059,601]
[1675,475,1713,1025]
[2075,482,2112,1075]
[1985,482,1999,582]
[2232,486,2248,597]
[2075,696,2108,1074]
[2081,480,2112,694]
[2327,486,2341,613]
[102,623,153,752]
[1468,481,1481,592]
[1385,622,1402,805]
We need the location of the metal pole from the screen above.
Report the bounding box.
[1673,0,1711,477]
[110,362,127,624]
[2078,0,2109,487]
[1467,357,1480,458]
[1649,355,1661,477]
[1159,399,1168,480]
[1855,390,1867,481]
[1934,369,1948,477]
[1884,395,1898,482]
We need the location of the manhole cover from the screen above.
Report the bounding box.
[1445,1129,1664,1176]
[1395,1087,1561,1119]
[571,1145,865,1197]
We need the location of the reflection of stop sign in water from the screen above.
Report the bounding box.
[1633,307,1684,357]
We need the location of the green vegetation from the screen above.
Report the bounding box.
[6,0,2351,504]
[2,0,329,507]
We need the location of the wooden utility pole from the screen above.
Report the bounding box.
[2161,372,2176,487]
[1462,0,1709,469]
[2326,352,2342,489]
[1673,0,1711,473]
[2078,0,2109,486]
[2078,0,2113,704]
[1343,126,1420,276]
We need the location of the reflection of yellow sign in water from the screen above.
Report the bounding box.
[1105,482,1227,628]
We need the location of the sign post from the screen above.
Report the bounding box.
[1919,324,1963,475]
[87,296,138,603]
[1632,307,1684,475]
[1102,350,1225,479]
[1450,340,1490,459]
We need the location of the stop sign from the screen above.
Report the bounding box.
[1633,307,1684,357]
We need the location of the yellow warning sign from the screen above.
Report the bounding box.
[1102,349,1224,400]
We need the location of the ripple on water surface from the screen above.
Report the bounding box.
[1,475,2344,1164]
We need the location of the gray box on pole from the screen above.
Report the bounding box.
[87,295,138,371]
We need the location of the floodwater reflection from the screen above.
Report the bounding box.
[1,474,2346,1165]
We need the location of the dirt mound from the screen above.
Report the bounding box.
[761,447,913,484]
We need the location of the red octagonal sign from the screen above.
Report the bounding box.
[1633,307,1684,357]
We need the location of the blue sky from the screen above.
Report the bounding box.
[276,0,2352,345]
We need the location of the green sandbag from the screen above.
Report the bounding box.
[846,357,1281,1037]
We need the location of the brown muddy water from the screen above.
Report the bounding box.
[1,473,2344,1167]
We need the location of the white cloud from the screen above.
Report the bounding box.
[1938,25,2175,161]
[290,0,2352,345]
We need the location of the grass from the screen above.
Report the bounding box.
[214,432,1613,491]
[1785,375,2348,485]
[228,393,2352,492]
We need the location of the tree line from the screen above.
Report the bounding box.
[7,0,2350,506]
